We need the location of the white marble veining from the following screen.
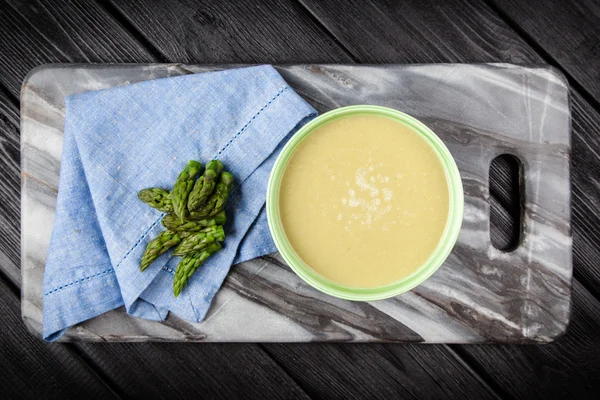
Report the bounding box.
[21,64,571,342]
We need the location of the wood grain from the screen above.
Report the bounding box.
[75,342,310,399]
[0,275,117,399]
[489,156,521,250]
[299,0,540,63]
[570,92,600,296]
[0,0,156,97]
[490,195,519,251]
[4,0,157,62]
[0,90,20,287]
[263,343,499,400]
[454,280,600,400]
[0,4,63,96]
[491,0,600,105]
[109,0,353,63]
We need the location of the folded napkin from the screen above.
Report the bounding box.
[43,65,317,341]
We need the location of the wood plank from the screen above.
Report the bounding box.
[0,0,157,97]
[454,280,600,400]
[299,0,541,63]
[263,343,498,400]
[0,275,117,399]
[0,90,20,287]
[3,0,157,62]
[569,92,600,295]
[491,0,600,105]
[108,0,353,63]
[489,156,521,250]
[490,195,519,251]
[0,4,65,97]
[76,342,310,400]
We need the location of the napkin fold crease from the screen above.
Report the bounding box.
[43,65,317,341]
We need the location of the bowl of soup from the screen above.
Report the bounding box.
[266,105,463,301]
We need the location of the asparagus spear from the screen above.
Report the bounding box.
[140,230,190,271]
[137,188,173,213]
[173,225,225,256]
[211,172,234,216]
[189,171,234,219]
[171,160,203,222]
[187,160,223,211]
[161,211,226,232]
[173,242,222,297]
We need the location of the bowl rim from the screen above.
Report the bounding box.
[266,105,464,301]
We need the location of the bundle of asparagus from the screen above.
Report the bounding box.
[137,160,234,297]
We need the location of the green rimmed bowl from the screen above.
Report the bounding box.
[266,105,464,301]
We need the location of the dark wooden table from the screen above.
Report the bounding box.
[1,0,599,398]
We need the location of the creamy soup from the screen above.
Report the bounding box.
[279,114,450,288]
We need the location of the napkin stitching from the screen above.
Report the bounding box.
[215,86,289,157]
[162,266,175,275]
[44,268,113,296]
[114,214,164,269]
[45,215,164,296]
[44,85,290,297]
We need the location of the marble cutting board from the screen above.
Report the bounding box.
[21,64,571,343]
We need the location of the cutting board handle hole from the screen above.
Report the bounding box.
[489,154,523,251]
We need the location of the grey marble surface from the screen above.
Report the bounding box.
[21,64,571,343]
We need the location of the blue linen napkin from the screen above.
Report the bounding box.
[43,65,317,341]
